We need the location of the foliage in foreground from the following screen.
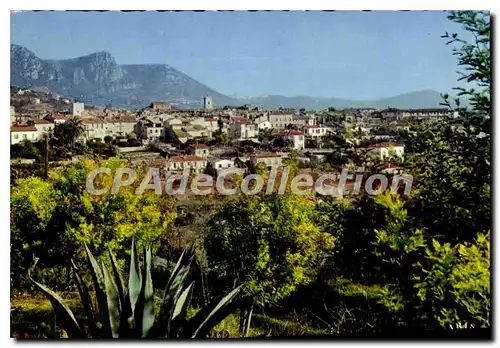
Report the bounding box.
[29,240,246,338]
[204,194,335,307]
[11,157,177,290]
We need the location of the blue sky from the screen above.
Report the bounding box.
[11,11,466,99]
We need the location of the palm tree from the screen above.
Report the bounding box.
[64,117,85,149]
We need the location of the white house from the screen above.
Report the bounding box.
[281,130,305,150]
[257,120,272,130]
[210,158,235,171]
[293,115,316,126]
[205,118,220,133]
[106,117,137,137]
[166,155,207,173]
[229,118,258,140]
[302,125,331,138]
[268,111,295,129]
[82,118,107,139]
[187,144,210,158]
[366,142,405,161]
[52,114,69,124]
[250,152,283,169]
[11,125,39,144]
[33,119,55,135]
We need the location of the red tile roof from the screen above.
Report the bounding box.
[11,126,37,132]
[189,144,209,149]
[231,116,252,124]
[206,118,218,122]
[282,130,304,136]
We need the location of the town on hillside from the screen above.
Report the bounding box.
[10,89,457,193]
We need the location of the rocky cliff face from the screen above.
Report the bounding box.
[10,44,230,108]
[11,44,450,110]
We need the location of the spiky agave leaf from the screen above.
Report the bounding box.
[84,244,110,336]
[134,245,155,338]
[169,281,195,337]
[108,247,126,310]
[172,281,194,320]
[128,238,141,319]
[157,248,194,336]
[71,259,98,337]
[102,260,121,338]
[187,285,245,338]
[108,247,132,337]
[30,273,85,338]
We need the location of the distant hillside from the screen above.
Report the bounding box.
[11,44,233,109]
[238,90,449,110]
[11,44,452,110]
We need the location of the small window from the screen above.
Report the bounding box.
[14,134,19,139]
[218,164,222,168]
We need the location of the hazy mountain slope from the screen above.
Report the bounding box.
[240,90,448,110]
[11,44,231,108]
[11,44,450,110]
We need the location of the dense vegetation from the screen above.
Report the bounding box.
[10,11,490,338]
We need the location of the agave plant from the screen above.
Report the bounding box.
[29,240,247,338]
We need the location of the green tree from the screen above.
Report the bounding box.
[10,157,177,290]
[204,195,335,307]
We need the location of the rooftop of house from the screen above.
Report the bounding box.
[189,144,210,149]
[150,157,168,167]
[209,157,235,164]
[33,119,54,125]
[11,125,37,132]
[82,118,106,124]
[112,116,137,123]
[302,125,329,129]
[282,130,304,136]
[52,114,69,120]
[168,155,206,163]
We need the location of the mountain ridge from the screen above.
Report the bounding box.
[11,44,450,110]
